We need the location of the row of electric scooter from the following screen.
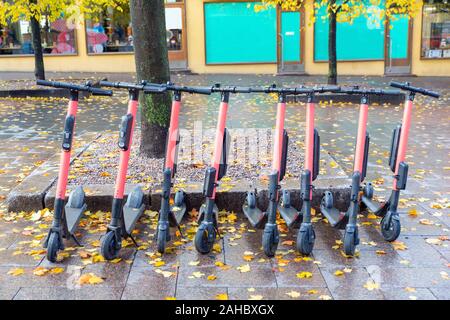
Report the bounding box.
[35,79,440,263]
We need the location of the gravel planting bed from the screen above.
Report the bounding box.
[68,128,305,187]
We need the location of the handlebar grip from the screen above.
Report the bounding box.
[90,87,113,96]
[234,87,252,93]
[98,80,118,88]
[36,80,55,87]
[191,86,212,95]
[389,81,440,98]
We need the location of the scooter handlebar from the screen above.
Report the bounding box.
[212,86,252,93]
[390,81,440,98]
[37,80,112,96]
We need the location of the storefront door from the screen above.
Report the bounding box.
[166,1,188,70]
[277,9,304,74]
[384,15,413,75]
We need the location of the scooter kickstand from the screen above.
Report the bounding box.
[129,235,139,247]
[71,234,83,247]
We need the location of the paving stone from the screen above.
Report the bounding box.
[429,288,450,300]
[121,266,177,300]
[14,286,123,300]
[176,287,229,300]
[177,265,277,288]
[0,266,73,288]
[0,287,20,300]
[320,267,385,300]
[273,261,327,288]
[80,261,132,288]
[380,287,436,300]
[227,287,333,300]
[376,267,450,288]
[393,236,448,267]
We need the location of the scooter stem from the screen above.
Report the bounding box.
[393,98,413,190]
[210,92,229,199]
[113,90,139,199]
[165,92,181,172]
[55,91,79,200]
[272,94,286,179]
[305,96,315,201]
[354,97,369,177]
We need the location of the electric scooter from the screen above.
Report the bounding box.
[194,84,251,254]
[154,82,212,254]
[97,81,166,260]
[37,80,113,262]
[317,86,400,256]
[361,81,440,242]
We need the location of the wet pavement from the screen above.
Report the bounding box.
[0,72,448,300]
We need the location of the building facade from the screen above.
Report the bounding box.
[0,0,449,76]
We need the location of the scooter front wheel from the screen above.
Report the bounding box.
[157,228,169,254]
[101,231,121,260]
[297,223,315,255]
[262,225,279,257]
[194,223,216,254]
[343,230,357,256]
[381,215,401,242]
[46,232,60,263]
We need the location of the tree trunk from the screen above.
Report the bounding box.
[328,0,337,85]
[130,0,172,158]
[30,15,45,80]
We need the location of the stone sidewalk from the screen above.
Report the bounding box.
[0,73,448,300]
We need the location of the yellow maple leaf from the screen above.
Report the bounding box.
[334,270,344,276]
[364,279,380,291]
[296,271,313,279]
[215,293,228,300]
[249,295,263,300]
[286,290,301,298]
[7,268,24,276]
[165,296,176,300]
[408,208,418,217]
[207,275,217,281]
[33,267,49,276]
[49,267,64,274]
[237,264,251,273]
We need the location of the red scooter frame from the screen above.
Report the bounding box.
[155,83,212,254]
[37,80,113,262]
[98,81,166,260]
[195,84,251,254]
[362,81,440,242]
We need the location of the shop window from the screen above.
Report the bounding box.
[204,2,277,64]
[86,2,184,54]
[314,0,386,61]
[421,0,450,59]
[0,18,76,56]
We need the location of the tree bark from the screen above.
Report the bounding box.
[30,14,45,80]
[130,0,172,158]
[328,0,337,85]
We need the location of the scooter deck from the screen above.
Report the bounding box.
[361,196,388,216]
[198,203,219,226]
[320,206,347,229]
[278,205,301,229]
[242,205,266,229]
[123,203,145,235]
[169,203,187,227]
[65,203,87,235]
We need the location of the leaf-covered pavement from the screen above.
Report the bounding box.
[0,73,448,300]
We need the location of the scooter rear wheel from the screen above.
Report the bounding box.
[46,232,59,263]
[101,231,121,260]
[174,191,184,207]
[194,223,216,254]
[246,192,256,209]
[364,183,374,199]
[281,190,290,208]
[322,191,333,209]
[381,216,401,242]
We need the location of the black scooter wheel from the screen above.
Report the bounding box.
[322,191,333,209]
[297,225,315,255]
[46,232,59,263]
[262,227,279,257]
[364,183,374,199]
[247,192,256,208]
[343,231,356,256]
[101,231,121,260]
[157,229,168,254]
[381,216,401,242]
[194,223,215,254]
[174,191,184,207]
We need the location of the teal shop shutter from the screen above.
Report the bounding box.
[281,11,301,62]
[314,0,386,61]
[389,15,409,59]
[204,2,277,64]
